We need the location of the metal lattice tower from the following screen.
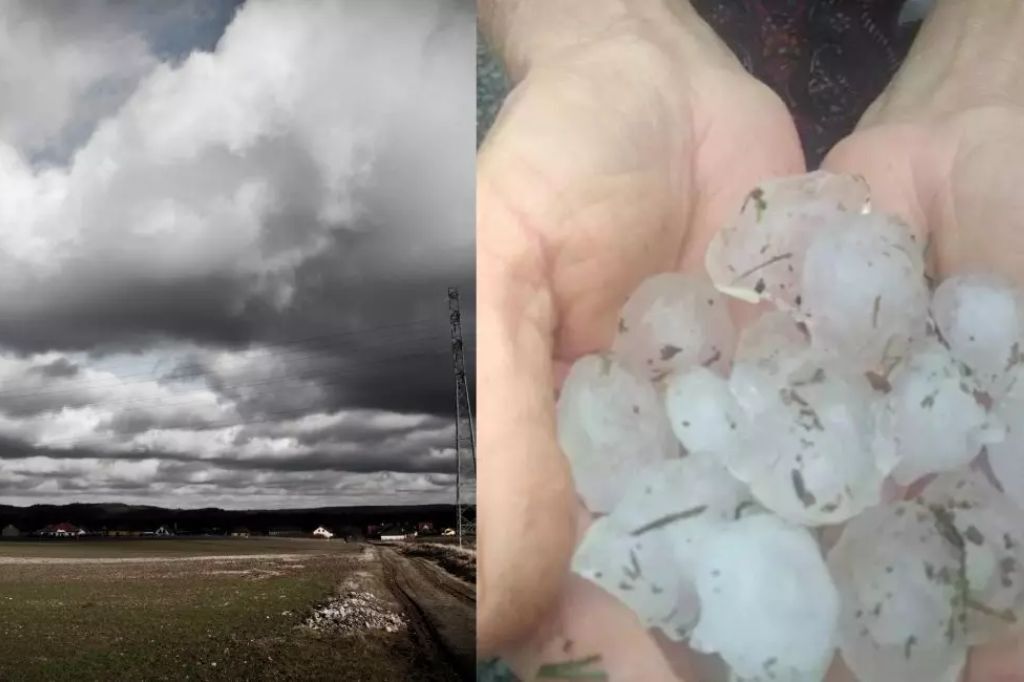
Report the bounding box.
[448,287,476,548]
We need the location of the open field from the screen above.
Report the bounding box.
[0,538,475,681]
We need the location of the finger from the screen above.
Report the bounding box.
[966,634,1024,681]
[502,505,697,682]
[477,179,579,656]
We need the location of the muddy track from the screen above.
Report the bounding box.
[407,556,476,603]
[380,548,475,681]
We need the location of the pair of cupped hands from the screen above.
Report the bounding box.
[478,0,1024,679]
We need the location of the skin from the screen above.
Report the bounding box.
[478,0,1024,679]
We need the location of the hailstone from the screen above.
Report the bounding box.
[877,337,1006,486]
[828,501,968,682]
[557,354,678,512]
[610,453,751,639]
[612,272,735,380]
[931,273,1024,397]
[571,514,680,628]
[663,366,747,462]
[919,469,1024,643]
[705,170,869,309]
[800,211,928,371]
[728,310,812,417]
[988,366,1024,509]
[690,513,839,682]
[742,360,893,525]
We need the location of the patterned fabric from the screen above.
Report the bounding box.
[692,0,920,166]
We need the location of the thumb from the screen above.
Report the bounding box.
[477,176,579,656]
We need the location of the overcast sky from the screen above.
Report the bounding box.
[0,0,475,509]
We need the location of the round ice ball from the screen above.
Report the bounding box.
[663,366,747,461]
[690,513,839,682]
[877,338,1005,486]
[800,211,928,371]
[828,501,969,682]
[931,273,1024,398]
[610,453,750,640]
[705,170,869,310]
[742,361,892,526]
[612,272,735,380]
[571,514,680,628]
[920,469,1024,643]
[556,354,678,512]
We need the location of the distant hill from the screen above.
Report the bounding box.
[0,502,474,537]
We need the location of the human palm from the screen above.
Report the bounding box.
[477,20,803,677]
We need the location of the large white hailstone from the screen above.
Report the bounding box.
[611,453,751,640]
[690,513,839,682]
[571,514,679,628]
[664,366,747,460]
[828,501,968,682]
[878,337,1006,486]
[729,311,812,417]
[800,211,929,371]
[743,361,894,525]
[988,365,1024,509]
[931,273,1024,397]
[705,170,869,309]
[920,469,1024,643]
[612,272,735,380]
[557,354,678,512]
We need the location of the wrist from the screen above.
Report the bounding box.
[480,0,714,83]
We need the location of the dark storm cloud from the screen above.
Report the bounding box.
[30,357,80,379]
[0,0,474,508]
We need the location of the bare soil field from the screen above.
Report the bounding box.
[0,538,475,681]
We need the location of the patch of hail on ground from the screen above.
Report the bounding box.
[876,336,1006,486]
[728,310,811,418]
[705,170,869,310]
[931,273,1024,399]
[556,353,678,513]
[663,366,747,462]
[612,272,735,380]
[800,211,928,372]
[570,513,680,630]
[918,468,1024,644]
[690,513,839,682]
[988,363,1024,510]
[742,359,894,526]
[828,500,968,682]
[606,452,751,641]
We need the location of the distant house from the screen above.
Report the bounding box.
[230,527,251,538]
[155,525,173,537]
[2,524,19,538]
[442,528,456,537]
[39,522,81,537]
[380,534,408,541]
[417,522,435,535]
[313,526,334,539]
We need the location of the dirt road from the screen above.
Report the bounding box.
[379,547,476,681]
